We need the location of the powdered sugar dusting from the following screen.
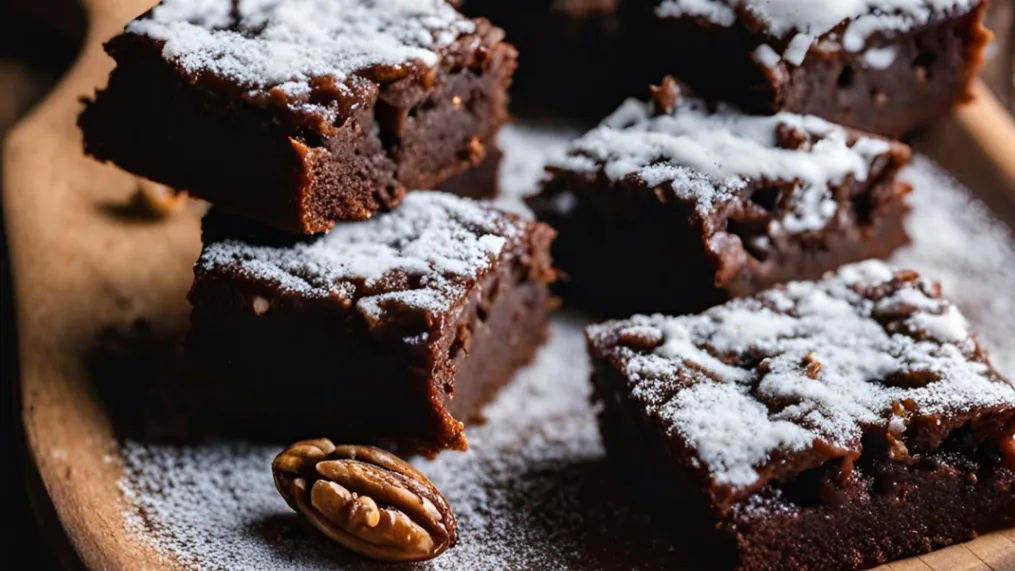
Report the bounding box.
[199,192,515,322]
[114,126,1015,570]
[548,95,892,233]
[661,381,813,488]
[588,260,1015,493]
[656,0,980,66]
[128,0,474,124]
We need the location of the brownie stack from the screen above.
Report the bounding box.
[79,0,557,457]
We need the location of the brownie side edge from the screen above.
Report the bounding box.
[711,138,913,299]
[528,171,726,317]
[588,344,739,570]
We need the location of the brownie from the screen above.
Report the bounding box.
[588,261,1015,571]
[187,193,556,456]
[78,0,517,234]
[452,0,631,118]
[631,0,992,137]
[528,79,912,317]
[457,0,990,134]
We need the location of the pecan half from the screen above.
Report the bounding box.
[272,439,457,563]
[135,178,188,218]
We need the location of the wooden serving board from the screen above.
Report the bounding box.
[4,1,1015,570]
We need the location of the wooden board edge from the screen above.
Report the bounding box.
[3,1,179,569]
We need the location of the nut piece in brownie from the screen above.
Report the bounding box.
[528,79,912,317]
[187,193,556,457]
[453,0,631,118]
[635,0,992,136]
[441,141,503,201]
[79,0,517,234]
[588,261,1015,571]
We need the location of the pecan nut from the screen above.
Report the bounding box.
[135,178,188,218]
[272,439,457,563]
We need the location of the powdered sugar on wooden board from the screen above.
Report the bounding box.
[117,124,1015,570]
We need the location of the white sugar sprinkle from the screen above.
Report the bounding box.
[128,0,474,124]
[863,45,899,69]
[116,125,1015,570]
[660,381,813,488]
[199,192,516,322]
[656,0,980,66]
[549,95,891,233]
[656,0,737,26]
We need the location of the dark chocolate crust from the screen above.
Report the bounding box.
[587,267,1015,570]
[187,200,556,456]
[532,178,910,318]
[79,9,516,234]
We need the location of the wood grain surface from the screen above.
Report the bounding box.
[3,1,1014,570]
[5,0,203,568]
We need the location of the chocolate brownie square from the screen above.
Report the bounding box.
[79,0,517,233]
[634,0,992,136]
[588,261,1015,571]
[187,193,556,456]
[528,79,911,317]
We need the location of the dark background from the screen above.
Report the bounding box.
[2,0,85,565]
